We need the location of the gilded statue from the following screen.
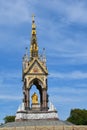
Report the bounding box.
[32,92,38,104]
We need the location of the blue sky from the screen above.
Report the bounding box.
[0,0,87,123]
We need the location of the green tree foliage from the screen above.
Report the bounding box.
[67,109,87,125]
[4,116,15,123]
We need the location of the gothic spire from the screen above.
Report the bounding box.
[30,15,38,59]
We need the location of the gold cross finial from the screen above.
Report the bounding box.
[32,14,35,21]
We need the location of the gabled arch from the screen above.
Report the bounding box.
[29,78,43,90]
[27,78,43,110]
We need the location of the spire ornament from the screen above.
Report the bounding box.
[30,15,38,59]
[32,14,35,22]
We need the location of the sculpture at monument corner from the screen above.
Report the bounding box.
[17,103,25,112]
[49,102,56,111]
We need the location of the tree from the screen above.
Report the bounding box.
[4,116,15,123]
[67,109,87,125]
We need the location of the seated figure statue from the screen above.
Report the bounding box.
[32,92,38,104]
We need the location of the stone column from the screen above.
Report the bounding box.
[23,85,26,110]
[26,89,29,110]
[42,88,48,111]
[23,92,27,109]
[28,89,30,109]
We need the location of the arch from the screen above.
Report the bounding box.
[29,85,40,110]
[28,78,43,110]
[23,77,48,111]
[29,78,43,90]
[27,77,44,90]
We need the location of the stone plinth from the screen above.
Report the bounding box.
[15,110,58,121]
[31,103,40,111]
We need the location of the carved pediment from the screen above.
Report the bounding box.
[24,58,48,75]
[29,62,44,74]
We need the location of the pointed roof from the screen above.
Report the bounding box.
[30,15,38,59]
[24,58,48,75]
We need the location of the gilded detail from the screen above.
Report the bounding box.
[30,15,38,58]
[32,92,38,104]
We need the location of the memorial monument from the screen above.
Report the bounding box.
[15,16,58,121]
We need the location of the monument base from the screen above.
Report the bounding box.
[15,102,58,121]
[15,110,58,121]
[31,103,40,111]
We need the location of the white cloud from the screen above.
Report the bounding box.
[49,90,87,107]
[0,0,31,24]
[1,0,87,25]
[0,0,87,58]
[64,1,87,24]
[0,71,22,97]
[39,0,87,24]
[0,71,21,84]
[49,87,87,104]
[49,71,87,79]
[0,95,22,100]
[49,86,87,94]
[50,96,86,104]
